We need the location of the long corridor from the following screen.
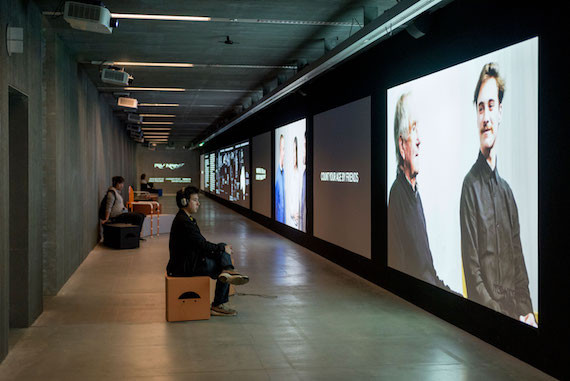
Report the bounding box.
[0,198,554,380]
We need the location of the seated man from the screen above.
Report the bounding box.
[141,173,159,194]
[167,186,249,316]
[101,176,145,238]
[140,173,149,191]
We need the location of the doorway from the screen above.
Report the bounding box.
[9,86,29,329]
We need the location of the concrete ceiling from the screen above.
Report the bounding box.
[36,0,398,146]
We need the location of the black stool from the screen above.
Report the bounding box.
[103,223,140,249]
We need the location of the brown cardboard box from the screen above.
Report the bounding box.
[165,275,210,322]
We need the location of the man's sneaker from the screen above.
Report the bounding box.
[211,304,237,317]
[218,270,250,285]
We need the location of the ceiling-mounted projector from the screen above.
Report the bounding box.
[130,131,143,139]
[126,124,139,132]
[102,68,130,86]
[126,124,141,133]
[118,97,138,109]
[127,114,143,124]
[63,1,115,34]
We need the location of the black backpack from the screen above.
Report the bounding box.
[98,190,115,220]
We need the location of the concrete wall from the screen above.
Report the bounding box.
[0,0,44,360]
[0,0,137,362]
[42,30,137,295]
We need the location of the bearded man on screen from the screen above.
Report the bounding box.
[459,63,536,327]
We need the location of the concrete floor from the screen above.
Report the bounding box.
[0,197,556,380]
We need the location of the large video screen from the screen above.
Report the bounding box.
[252,131,272,218]
[386,37,538,327]
[215,141,250,208]
[274,119,307,232]
[314,97,371,258]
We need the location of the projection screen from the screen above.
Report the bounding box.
[386,37,538,327]
[274,119,307,232]
[314,97,371,258]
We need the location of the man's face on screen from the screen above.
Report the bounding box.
[400,117,421,180]
[476,77,502,155]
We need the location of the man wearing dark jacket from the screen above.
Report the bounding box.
[460,63,536,327]
[167,186,249,316]
[388,92,451,291]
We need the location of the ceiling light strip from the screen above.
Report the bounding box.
[137,104,232,109]
[196,64,298,70]
[141,121,174,125]
[112,62,194,68]
[111,13,211,22]
[139,103,179,107]
[123,87,185,92]
[209,17,353,27]
[44,11,353,27]
[201,0,444,145]
[98,87,257,93]
[94,61,297,70]
[140,114,176,117]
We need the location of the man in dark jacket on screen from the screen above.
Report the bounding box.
[387,92,451,291]
[167,186,249,316]
[460,63,536,327]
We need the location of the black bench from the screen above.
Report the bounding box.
[103,223,140,249]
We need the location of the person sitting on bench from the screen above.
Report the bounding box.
[101,176,145,239]
[167,186,249,316]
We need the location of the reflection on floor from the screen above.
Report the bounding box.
[0,198,555,380]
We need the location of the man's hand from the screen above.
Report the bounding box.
[101,219,108,224]
[225,245,233,255]
[519,313,538,328]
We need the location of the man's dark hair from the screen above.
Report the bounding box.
[112,176,125,187]
[473,62,505,105]
[176,186,200,209]
[140,173,146,180]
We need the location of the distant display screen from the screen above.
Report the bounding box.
[314,97,371,258]
[215,141,250,208]
[252,132,272,218]
[274,119,306,232]
[386,37,538,327]
[204,152,212,193]
[200,154,205,191]
[204,154,211,191]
